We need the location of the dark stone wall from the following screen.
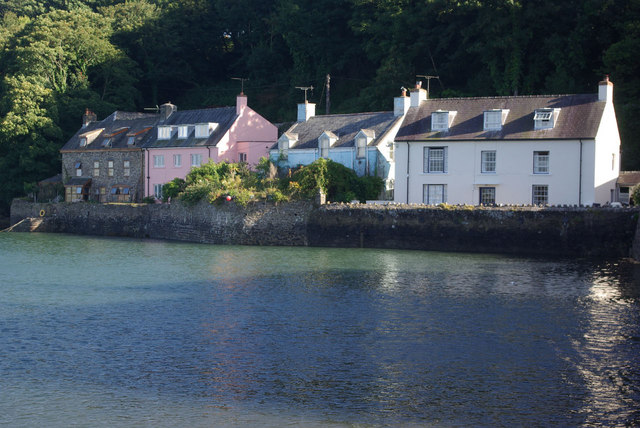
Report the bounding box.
[10,199,640,258]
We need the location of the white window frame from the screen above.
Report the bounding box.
[191,153,202,167]
[154,183,163,200]
[431,111,450,131]
[178,126,189,139]
[533,151,549,174]
[479,187,496,205]
[239,152,247,163]
[532,184,548,205]
[423,184,447,205]
[158,126,171,140]
[154,155,165,168]
[108,160,114,177]
[534,109,557,130]
[123,160,130,177]
[356,137,366,159]
[481,150,496,173]
[483,110,503,131]
[93,161,100,177]
[173,154,182,167]
[319,138,329,158]
[423,147,447,173]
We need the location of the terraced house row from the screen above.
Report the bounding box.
[59,77,623,206]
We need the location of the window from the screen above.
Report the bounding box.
[154,155,165,168]
[532,185,548,205]
[356,137,366,158]
[481,151,496,173]
[75,162,82,177]
[533,151,549,174]
[279,139,289,159]
[154,183,163,199]
[195,124,211,139]
[534,109,558,130]
[123,160,130,177]
[102,138,111,147]
[178,126,189,139]
[432,111,450,131]
[158,126,171,139]
[173,154,181,167]
[423,184,447,205]
[108,160,114,177]
[484,110,503,131]
[424,147,447,173]
[239,152,247,163]
[479,187,496,205]
[93,161,100,177]
[80,138,87,147]
[319,138,329,158]
[191,153,202,167]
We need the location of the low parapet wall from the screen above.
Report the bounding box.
[9,199,640,258]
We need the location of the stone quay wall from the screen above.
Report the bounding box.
[9,199,640,258]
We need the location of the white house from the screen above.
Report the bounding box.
[394,77,621,206]
[270,94,409,200]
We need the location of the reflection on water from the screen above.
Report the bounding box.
[1,233,639,426]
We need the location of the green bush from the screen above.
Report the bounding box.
[181,180,215,205]
[631,184,640,206]
[162,178,186,201]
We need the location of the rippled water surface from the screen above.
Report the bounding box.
[1,233,639,427]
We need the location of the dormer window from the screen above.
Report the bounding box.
[178,125,189,139]
[102,138,111,147]
[431,110,456,131]
[483,109,508,131]
[278,132,297,160]
[79,138,87,147]
[354,129,374,159]
[318,131,338,158]
[127,136,135,145]
[158,126,172,140]
[534,108,559,130]
[195,123,218,139]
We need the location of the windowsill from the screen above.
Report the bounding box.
[154,166,165,168]
[480,171,496,174]
[421,172,448,175]
[532,172,551,175]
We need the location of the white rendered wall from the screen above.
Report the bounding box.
[395,139,597,205]
[593,100,621,204]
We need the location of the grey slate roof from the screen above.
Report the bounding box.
[61,111,158,151]
[618,171,640,187]
[395,93,605,141]
[279,112,401,149]
[140,108,238,148]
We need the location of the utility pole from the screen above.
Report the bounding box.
[326,74,331,115]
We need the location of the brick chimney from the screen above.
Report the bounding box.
[159,102,177,120]
[297,101,316,122]
[82,108,97,128]
[410,81,427,107]
[236,93,247,115]
[598,75,613,103]
[394,87,410,117]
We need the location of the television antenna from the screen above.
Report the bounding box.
[231,77,249,94]
[417,75,440,99]
[295,86,314,102]
[144,105,159,112]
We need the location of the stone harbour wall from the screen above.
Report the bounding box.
[9,199,640,258]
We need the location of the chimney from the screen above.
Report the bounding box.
[394,87,410,117]
[236,93,248,115]
[297,101,316,122]
[410,81,427,107]
[159,102,177,120]
[82,108,97,128]
[598,75,613,102]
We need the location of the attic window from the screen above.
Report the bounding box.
[102,138,111,147]
[178,125,189,139]
[534,109,559,130]
[127,136,135,145]
[356,137,366,158]
[432,111,455,131]
[79,138,87,147]
[483,110,507,131]
[195,123,218,139]
[158,126,171,140]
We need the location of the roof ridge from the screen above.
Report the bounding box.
[423,93,592,102]
[309,111,393,118]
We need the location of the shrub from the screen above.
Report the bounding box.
[181,180,215,205]
[162,178,186,201]
[632,184,640,206]
[141,196,156,204]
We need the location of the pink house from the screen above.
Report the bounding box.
[141,95,277,199]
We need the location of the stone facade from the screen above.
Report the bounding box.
[61,149,144,202]
[10,199,640,258]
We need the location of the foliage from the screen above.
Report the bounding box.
[162,177,186,201]
[141,195,155,204]
[631,184,640,206]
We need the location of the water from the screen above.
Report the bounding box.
[1,233,639,427]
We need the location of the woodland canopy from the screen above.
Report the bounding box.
[0,0,638,214]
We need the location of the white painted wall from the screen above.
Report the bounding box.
[394,139,608,205]
[593,99,621,204]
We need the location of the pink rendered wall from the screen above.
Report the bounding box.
[144,147,218,197]
[226,104,277,166]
